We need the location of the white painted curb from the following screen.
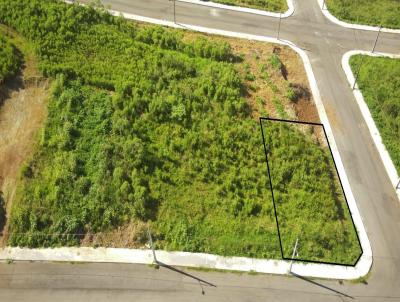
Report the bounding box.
[178,0,294,18]
[342,51,400,201]
[0,245,368,279]
[317,0,400,34]
[1,4,373,280]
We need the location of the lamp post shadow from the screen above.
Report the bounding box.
[290,272,354,299]
[147,227,216,295]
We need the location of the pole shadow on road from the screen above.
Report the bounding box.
[290,272,354,299]
[156,260,217,293]
[147,228,217,295]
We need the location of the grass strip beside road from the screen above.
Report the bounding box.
[201,0,287,12]
[326,0,400,29]
[350,55,400,174]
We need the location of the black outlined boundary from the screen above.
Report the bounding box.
[259,117,363,267]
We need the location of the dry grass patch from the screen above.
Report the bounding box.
[0,26,49,244]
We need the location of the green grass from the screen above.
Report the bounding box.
[202,0,288,12]
[0,0,361,264]
[326,0,400,29]
[0,34,21,83]
[261,120,361,264]
[350,55,400,175]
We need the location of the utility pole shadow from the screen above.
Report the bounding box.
[147,228,217,295]
[290,272,354,299]
[156,260,217,291]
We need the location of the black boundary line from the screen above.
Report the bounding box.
[259,117,363,267]
[260,118,284,258]
[319,121,363,265]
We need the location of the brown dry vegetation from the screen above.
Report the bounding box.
[81,221,149,248]
[180,31,326,150]
[0,26,49,244]
[181,31,319,123]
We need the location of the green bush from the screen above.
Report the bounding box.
[268,54,282,71]
[0,35,20,82]
[285,84,297,102]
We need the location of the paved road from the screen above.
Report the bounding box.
[0,261,396,301]
[2,0,400,301]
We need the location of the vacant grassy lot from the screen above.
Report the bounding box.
[350,55,400,174]
[261,119,361,264]
[0,0,361,264]
[326,0,400,29]
[202,0,287,12]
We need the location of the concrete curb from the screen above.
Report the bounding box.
[342,51,400,201]
[317,0,400,34]
[1,5,373,280]
[178,0,294,18]
[0,245,370,279]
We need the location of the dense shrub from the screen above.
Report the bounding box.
[0,35,20,82]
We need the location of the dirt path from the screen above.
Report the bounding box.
[0,26,49,240]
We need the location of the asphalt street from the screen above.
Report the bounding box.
[0,261,396,301]
[1,0,400,301]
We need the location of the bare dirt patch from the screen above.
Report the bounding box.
[0,26,49,243]
[0,78,49,194]
[80,221,149,248]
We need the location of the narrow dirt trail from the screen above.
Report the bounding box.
[0,26,49,240]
